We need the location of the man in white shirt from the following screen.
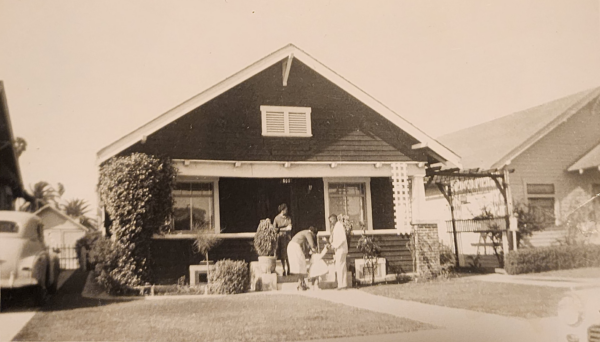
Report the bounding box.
[328,214,348,289]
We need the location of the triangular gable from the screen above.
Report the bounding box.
[97,44,461,168]
[439,87,600,170]
[568,142,600,172]
[35,205,91,232]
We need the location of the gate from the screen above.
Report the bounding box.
[52,245,80,270]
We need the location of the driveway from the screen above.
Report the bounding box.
[0,270,75,342]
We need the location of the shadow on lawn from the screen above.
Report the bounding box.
[1,271,134,313]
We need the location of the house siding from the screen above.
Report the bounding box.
[120,60,425,163]
[509,98,600,223]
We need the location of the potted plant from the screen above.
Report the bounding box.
[356,227,381,285]
[253,218,278,273]
[193,224,223,294]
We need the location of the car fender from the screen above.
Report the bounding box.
[18,252,47,285]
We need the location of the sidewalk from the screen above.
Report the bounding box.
[298,289,557,342]
[468,272,600,288]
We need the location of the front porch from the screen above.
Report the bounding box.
[150,159,433,284]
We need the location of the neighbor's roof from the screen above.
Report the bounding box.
[97,44,461,168]
[568,143,600,172]
[0,81,25,195]
[438,87,600,170]
[34,205,91,232]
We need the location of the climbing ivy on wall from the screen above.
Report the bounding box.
[98,153,177,288]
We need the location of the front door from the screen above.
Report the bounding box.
[291,178,325,235]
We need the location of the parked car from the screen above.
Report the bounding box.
[0,211,60,306]
[557,286,600,342]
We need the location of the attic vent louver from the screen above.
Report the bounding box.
[260,105,312,137]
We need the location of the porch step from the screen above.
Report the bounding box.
[277,280,338,291]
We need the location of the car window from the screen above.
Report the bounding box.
[0,221,18,233]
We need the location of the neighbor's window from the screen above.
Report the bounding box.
[328,183,367,227]
[260,105,312,137]
[173,182,214,231]
[527,183,555,225]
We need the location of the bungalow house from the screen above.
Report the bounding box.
[0,81,30,210]
[97,44,461,283]
[34,205,92,269]
[431,87,600,256]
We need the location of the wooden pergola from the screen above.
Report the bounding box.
[426,167,516,268]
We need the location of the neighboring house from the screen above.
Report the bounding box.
[433,87,600,250]
[35,205,91,248]
[97,44,461,282]
[35,205,92,270]
[0,81,30,210]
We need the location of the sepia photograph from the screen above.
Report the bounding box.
[1,1,600,341]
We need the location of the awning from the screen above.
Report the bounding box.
[568,143,600,172]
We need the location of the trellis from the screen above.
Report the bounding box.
[391,162,411,233]
[427,168,515,268]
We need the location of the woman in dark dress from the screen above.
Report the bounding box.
[273,203,292,276]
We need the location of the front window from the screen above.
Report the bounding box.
[173,182,214,231]
[527,183,556,226]
[328,183,367,227]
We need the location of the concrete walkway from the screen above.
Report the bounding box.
[297,289,557,342]
[468,273,600,288]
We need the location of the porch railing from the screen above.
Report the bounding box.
[445,217,507,233]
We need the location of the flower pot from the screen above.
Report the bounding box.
[257,256,276,274]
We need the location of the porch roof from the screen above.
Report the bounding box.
[97,44,461,168]
[568,142,600,173]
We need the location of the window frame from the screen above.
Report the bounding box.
[526,182,556,226]
[323,177,373,231]
[172,178,220,234]
[260,105,312,137]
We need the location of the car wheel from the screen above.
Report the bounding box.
[32,284,48,307]
[47,279,58,294]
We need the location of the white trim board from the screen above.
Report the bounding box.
[173,159,426,178]
[96,44,461,168]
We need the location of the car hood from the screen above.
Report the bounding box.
[0,238,24,279]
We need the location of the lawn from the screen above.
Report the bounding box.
[519,267,600,279]
[14,273,433,342]
[361,278,567,319]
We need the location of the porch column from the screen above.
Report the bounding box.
[391,163,411,234]
[410,174,426,223]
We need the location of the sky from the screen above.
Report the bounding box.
[1,0,600,214]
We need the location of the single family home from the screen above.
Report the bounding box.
[97,44,461,283]
[0,81,31,210]
[430,87,600,260]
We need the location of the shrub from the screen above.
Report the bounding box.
[253,219,277,256]
[98,153,177,289]
[89,238,140,295]
[75,231,102,269]
[505,244,600,275]
[208,259,249,295]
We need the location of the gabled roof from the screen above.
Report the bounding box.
[438,87,600,170]
[34,205,91,232]
[568,143,600,172]
[97,44,461,168]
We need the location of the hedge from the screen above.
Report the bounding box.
[505,244,600,275]
[208,259,249,295]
